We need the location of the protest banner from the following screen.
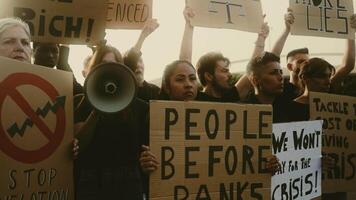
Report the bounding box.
[149,101,272,199]
[272,121,322,200]
[0,0,107,44]
[0,57,74,199]
[310,92,356,193]
[186,0,264,33]
[106,0,153,29]
[290,0,355,39]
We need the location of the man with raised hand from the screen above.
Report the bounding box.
[124,19,160,102]
[179,5,270,102]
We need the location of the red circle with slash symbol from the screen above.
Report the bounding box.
[0,73,66,163]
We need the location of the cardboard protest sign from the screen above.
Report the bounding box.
[149,101,273,199]
[0,0,107,44]
[310,92,356,193]
[290,0,355,39]
[272,121,322,200]
[0,57,74,199]
[106,0,153,29]
[187,0,264,33]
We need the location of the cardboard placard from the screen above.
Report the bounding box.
[0,57,74,198]
[106,0,153,29]
[272,121,323,200]
[309,92,356,193]
[149,101,272,199]
[290,0,355,39]
[0,0,107,44]
[187,0,264,33]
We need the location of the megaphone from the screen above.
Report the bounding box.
[84,62,137,114]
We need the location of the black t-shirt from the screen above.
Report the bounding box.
[74,95,149,199]
[74,96,149,168]
[137,81,160,102]
[286,101,309,122]
[196,87,240,102]
[244,93,291,123]
[275,82,299,103]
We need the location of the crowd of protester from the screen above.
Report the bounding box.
[0,5,356,200]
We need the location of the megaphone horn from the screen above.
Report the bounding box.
[84,62,137,114]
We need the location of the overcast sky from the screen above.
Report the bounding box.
[68,0,356,84]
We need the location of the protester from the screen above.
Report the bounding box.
[74,44,148,200]
[124,19,160,102]
[244,52,292,123]
[0,18,31,63]
[288,58,335,121]
[87,44,123,71]
[0,16,79,166]
[159,60,198,101]
[288,57,349,200]
[33,42,83,95]
[33,42,60,68]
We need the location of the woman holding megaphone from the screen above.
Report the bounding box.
[74,43,148,200]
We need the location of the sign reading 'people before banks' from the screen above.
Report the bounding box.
[187,0,264,33]
[0,57,74,199]
[149,101,273,199]
[106,0,153,29]
[310,92,356,193]
[290,0,355,39]
[0,0,107,44]
[272,121,322,200]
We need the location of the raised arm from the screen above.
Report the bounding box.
[133,18,159,52]
[271,8,294,56]
[251,16,270,58]
[235,20,270,101]
[330,14,356,84]
[179,6,195,62]
[57,44,73,72]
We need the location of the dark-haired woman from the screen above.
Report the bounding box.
[74,45,148,200]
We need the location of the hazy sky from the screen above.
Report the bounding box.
[68,0,356,84]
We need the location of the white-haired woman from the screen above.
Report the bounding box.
[0,17,31,63]
[0,16,81,180]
